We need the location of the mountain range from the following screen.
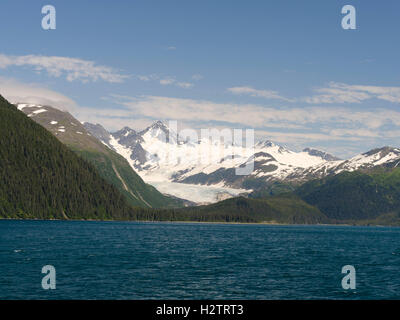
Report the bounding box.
[83,120,400,203]
[15,103,187,208]
[2,95,400,225]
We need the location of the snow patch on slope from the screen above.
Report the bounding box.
[150,181,250,204]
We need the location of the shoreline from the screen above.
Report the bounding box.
[0,217,397,228]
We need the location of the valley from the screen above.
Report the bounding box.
[1,95,399,226]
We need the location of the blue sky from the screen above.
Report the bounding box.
[1,0,400,157]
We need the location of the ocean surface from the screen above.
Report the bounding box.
[0,220,399,300]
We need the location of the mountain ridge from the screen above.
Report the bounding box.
[4,95,400,225]
[15,103,186,208]
[84,120,400,202]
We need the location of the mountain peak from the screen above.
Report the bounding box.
[150,120,169,130]
[84,122,106,131]
[255,140,276,148]
[83,122,112,146]
[114,126,137,137]
[138,120,178,145]
[303,148,341,161]
[363,146,400,157]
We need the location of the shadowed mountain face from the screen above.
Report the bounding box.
[302,148,341,161]
[15,103,186,209]
[82,122,114,147]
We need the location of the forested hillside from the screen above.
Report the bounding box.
[3,92,400,226]
[0,95,133,220]
[130,195,328,224]
[295,168,400,223]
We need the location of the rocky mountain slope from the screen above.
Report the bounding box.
[15,103,186,208]
[85,120,400,195]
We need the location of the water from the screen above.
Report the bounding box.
[0,220,399,299]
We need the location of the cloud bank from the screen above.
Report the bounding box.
[228,83,400,105]
[2,77,400,157]
[228,86,294,102]
[0,54,128,83]
[0,77,77,110]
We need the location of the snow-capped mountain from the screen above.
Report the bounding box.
[293,146,400,180]
[302,148,341,161]
[15,101,400,204]
[14,102,400,203]
[14,103,189,207]
[82,120,400,194]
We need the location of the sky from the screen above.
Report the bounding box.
[1,0,400,158]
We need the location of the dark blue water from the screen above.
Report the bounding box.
[0,220,399,299]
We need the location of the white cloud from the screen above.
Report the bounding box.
[159,78,175,85]
[0,54,128,83]
[192,74,204,81]
[135,75,194,88]
[227,86,294,102]
[305,82,400,104]
[176,82,194,88]
[0,53,194,88]
[103,95,400,132]
[255,130,363,143]
[0,77,77,111]
[159,77,193,88]
[80,114,154,132]
[227,83,400,105]
[137,75,152,81]
[0,78,153,131]
[2,77,399,157]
